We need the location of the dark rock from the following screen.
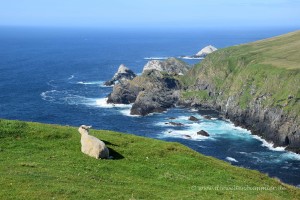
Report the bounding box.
[188,116,199,121]
[197,130,210,137]
[168,117,176,120]
[203,115,212,120]
[107,80,139,104]
[104,64,136,86]
[184,135,192,139]
[169,122,184,126]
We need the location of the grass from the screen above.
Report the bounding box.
[0,119,300,199]
[179,30,300,120]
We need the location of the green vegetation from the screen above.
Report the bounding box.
[1,119,300,199]
[181,90,212,101]
[180,30,300,119]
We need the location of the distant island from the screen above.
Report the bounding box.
[179,45,218,59]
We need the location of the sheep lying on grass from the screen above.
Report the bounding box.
[78,125,109,159]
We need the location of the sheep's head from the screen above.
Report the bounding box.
[78,125,92,135]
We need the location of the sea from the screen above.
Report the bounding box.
[0,26,299,187]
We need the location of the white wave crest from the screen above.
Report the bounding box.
[68,75,75,80]
[179,56,204,60]
[144,57,169,60]
[159,129,210,141]
[77,81,104,85]
[226,157,238,162]
[94,98,132,108]
[252,135,286,152]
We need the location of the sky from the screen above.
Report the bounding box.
[0,0,299,29]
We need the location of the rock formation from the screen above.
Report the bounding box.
[143,57,189,75]
[194,45,217,57]
[197,130,210,137]
[104,64,136,86]
[107,58,189,115]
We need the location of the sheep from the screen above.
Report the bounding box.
[78,125,109,159]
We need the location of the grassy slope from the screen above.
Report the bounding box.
[180,30,300,118]
[0,119,299,200]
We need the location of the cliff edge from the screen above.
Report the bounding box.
[180,30,300,153]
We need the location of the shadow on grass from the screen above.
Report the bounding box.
[102,140,119,147]
[108,147,124,160]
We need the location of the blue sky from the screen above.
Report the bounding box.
[0,0,299,28]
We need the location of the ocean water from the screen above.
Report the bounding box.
[0,26,299,186]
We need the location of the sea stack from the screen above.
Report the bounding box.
[194,45,217,57]
[104,64,136,86]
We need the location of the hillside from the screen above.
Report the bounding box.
[0,119,299,199]
[180,30,300,153]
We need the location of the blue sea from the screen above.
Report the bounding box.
[0,26,299,186]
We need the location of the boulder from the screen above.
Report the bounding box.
[197,130,210,137]
[188,116,199,121]
[169,122,184,126]
[104,64,136,86]
[203,115,212,120]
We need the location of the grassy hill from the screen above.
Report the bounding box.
[0,119,299,199]
[180,30,300,152]
[181,30,300,113]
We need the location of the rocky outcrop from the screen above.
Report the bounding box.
[188,116,199,121]
[194,45,217,57]
[107,58,188,115]
[143,57,189,75]
[197,130,210,137]
[104,64,136,86]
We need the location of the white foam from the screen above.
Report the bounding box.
[179,56,204,60]
[68,75,75,80]
[226,157,238,162]
[94,98,132,108]
[144,57,169,60]
[280,152,300,161]
[77,81,104,85]
[119,109,140,117]
[252,135,286,152]
[160,129,210,141]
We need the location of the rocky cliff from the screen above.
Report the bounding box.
[104,64,136,86]
[107,58,189,115]
[179,31,300,153]
[106,31,300,153]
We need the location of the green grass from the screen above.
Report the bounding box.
[180,30,300,121]
[181,90,212,101]
[0,119,300,199]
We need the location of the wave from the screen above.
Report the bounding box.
[159,129,210,141]
[179,56,204,60]
[226,157,238,162]
[68,75,75,80]
[76,81,113,88]
[252,135,286,152]
[94,98,132,108]
[144,57,170,60]
[119,109,140,117]
[77,81,104,85]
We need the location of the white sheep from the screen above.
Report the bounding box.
[78,125,109,159]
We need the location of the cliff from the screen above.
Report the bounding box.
[107,58,189,115]
[180,30,300,153]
